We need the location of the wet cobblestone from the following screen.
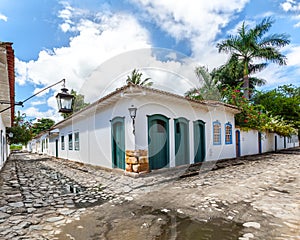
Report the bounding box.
[0,149,299,239]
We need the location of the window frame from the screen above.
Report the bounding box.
[225,122,232,144]
[213,121,221,145]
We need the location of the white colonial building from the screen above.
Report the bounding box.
[29,83,299,172]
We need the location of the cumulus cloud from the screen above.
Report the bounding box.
[15,4,152,120]
[131,0,249,67]
[280,0,300,27]
[15,9,151,95]
[281,0,300,11]
[0,13,7,22]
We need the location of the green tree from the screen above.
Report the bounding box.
[185,66,222,101]
[223,85,297,137]
[253,85,300,139]
[7,111,32,145]
[126,69,153,87]
[31,118,55,136]
[62,90,90,119]
[217,17,290,99]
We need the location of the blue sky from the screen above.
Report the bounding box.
[0,0,299,122]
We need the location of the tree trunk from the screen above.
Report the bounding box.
[243,74,250,99]
[243,61,250,99]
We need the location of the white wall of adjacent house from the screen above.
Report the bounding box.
[238,129,299,157]
[0,115,8,170]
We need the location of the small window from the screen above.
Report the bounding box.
[74,132,80,151]
[61,136,65,150]
[213,121,221,145]
[225,123,232,144]
[68,133,73,150]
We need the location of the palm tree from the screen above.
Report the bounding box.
[185,66,222,101]
[126,69,153,87]
[212,55,267,94]
[217,17,290,99]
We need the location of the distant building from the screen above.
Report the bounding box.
[0,42,15,169]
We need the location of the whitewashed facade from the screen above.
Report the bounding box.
[29,84,299,171]
[236,129,299,157]
[30,84,240,170]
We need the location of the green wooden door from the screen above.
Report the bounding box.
[193,120,206,163]
[148,114,169,170]
[175,118,190,166]
[111,117,125,169]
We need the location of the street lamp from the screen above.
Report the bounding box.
[56,85,74,113]
[0,79,74,114]
[128,105,137,135]
[8,132,13,138]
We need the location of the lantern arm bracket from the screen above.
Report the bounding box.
[0,79,66,114]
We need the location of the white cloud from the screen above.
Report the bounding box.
[15,11,151,91]
[15,5,152,121]
[0,13,7,22]
[30,100,46,106]
[131,0,249,68]
[281,0,300,11]
[23,106,61,122]
[80,48,200,103]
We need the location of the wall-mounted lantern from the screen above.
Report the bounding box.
[128,105,137,135]
[56,85,74,113]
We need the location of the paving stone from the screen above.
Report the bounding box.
[8,202,24,208]
[46,216,65,223]
[0,212,10,219]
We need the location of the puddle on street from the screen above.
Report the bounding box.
[172,217,243,240]
[56,206,243,240]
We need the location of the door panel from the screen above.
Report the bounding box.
[148,115,169,170]
[194,120,205,163]
[175,118,189,166]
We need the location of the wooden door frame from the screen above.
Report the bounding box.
[111,117,125,169]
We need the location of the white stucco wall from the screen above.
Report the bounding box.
[0,116,8,169]
[46,93,237,169]
[239,129,259,156]
[34,88,299,170]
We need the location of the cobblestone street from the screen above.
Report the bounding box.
[0,149,299,239]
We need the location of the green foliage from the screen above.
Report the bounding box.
[7,111,32,145]
[31,118,55,136]
[223,85,297,136]
[185,66,222,101]
[126,69,153,87]
[10,144,22,151]
[253,85,300,138]
[217,17,290,99]
[62,90,90,119]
